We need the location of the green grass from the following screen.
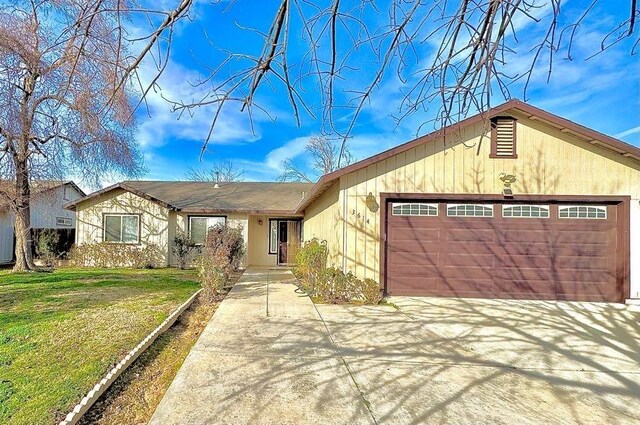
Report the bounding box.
[0,268,201,425]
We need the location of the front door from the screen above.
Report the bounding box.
[278,221,288,264]
[276,219,302,265]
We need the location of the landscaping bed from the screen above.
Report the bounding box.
[77,270,243,425]
[0,268,201,425]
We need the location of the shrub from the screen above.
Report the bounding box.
[314,267,354,303]
[294,238,382,304]
[172,231,196,269]
[360,278,383,304]
[311,268,382,304]
[35,229,60,267]
[294,238,328,293]
[199,224,245,303]
[69,243,164,268]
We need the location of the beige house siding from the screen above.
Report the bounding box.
[247,215,275,266]
[302,182,343,268]
[76,189,171,265]
[303,114,640,289]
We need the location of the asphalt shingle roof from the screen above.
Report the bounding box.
[99,181,313,213]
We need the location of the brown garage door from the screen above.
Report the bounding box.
[385,200,625,302]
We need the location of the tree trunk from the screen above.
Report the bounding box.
[13,161,34,272]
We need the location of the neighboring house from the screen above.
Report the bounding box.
[0,181,85,264]
[67,100,640,302]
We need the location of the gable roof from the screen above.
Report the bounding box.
[295,99,640,212]
[1,180,85,212]
[66,181,313,215]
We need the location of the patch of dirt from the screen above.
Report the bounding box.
[77,270,243,425]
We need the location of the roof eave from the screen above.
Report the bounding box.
[64,183,177,211]
[180,208,304,216]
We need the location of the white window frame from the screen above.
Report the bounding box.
[103,214,140,244]
[446,204,494,217]
[56,216,73,227]
[558,205,607,220]
[502,204,550,218]
[189,216,227,245]
[391,203,439,216]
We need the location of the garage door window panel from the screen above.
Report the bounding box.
[558,205,607,219]
[446,204,494,217]
[502,205,550,218]
[392,203,438,216]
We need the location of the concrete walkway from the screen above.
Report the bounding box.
[149,268,375,425]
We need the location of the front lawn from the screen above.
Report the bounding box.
[0,268,201,425]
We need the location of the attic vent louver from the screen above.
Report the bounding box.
[490,117,517,158]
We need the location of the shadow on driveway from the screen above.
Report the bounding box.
[149,268,640,425]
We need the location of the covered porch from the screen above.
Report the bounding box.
[246,214,303,267]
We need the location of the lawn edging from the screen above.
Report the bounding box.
[58,288,203,425]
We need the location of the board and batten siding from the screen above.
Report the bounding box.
[303,113,640,298]
[247,215,275,266]
[30,184,83,229]
[302,182,343,268]
[0,183,85,264]
[0,213,13,263]
[75,189,171,265]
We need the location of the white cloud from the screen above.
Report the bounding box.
[264,136,310,171]
[224,135,313,181]
[134,61,263,150]
[615,126,640,139]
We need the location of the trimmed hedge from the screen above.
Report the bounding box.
[70,243,164,268]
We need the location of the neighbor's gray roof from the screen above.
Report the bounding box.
[66,181,313,214]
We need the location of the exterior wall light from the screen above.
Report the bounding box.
[365,192,379,212]
[499,172,516,198]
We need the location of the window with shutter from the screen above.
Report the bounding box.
[490,117,517,158]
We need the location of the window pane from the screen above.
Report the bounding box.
[447,204,493,217]
[104,216,121,242]
[207,217,226,229]
[558,206,606,220]
[270,220,278,253]
[191,218,207,244]
[502,205,549,218]
[122,216,139,243]
[391,203,438,216]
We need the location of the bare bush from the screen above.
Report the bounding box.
[198,224,245,303]
[172,231,196,270]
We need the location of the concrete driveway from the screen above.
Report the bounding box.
[317,297,640,424]
[150,269,640,425]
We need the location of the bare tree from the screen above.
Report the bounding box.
[164,0,638,165]
[279,136,353,182]
[186,160,246,182]
[0,0,192,271]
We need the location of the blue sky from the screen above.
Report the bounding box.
[129,0,640,184]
